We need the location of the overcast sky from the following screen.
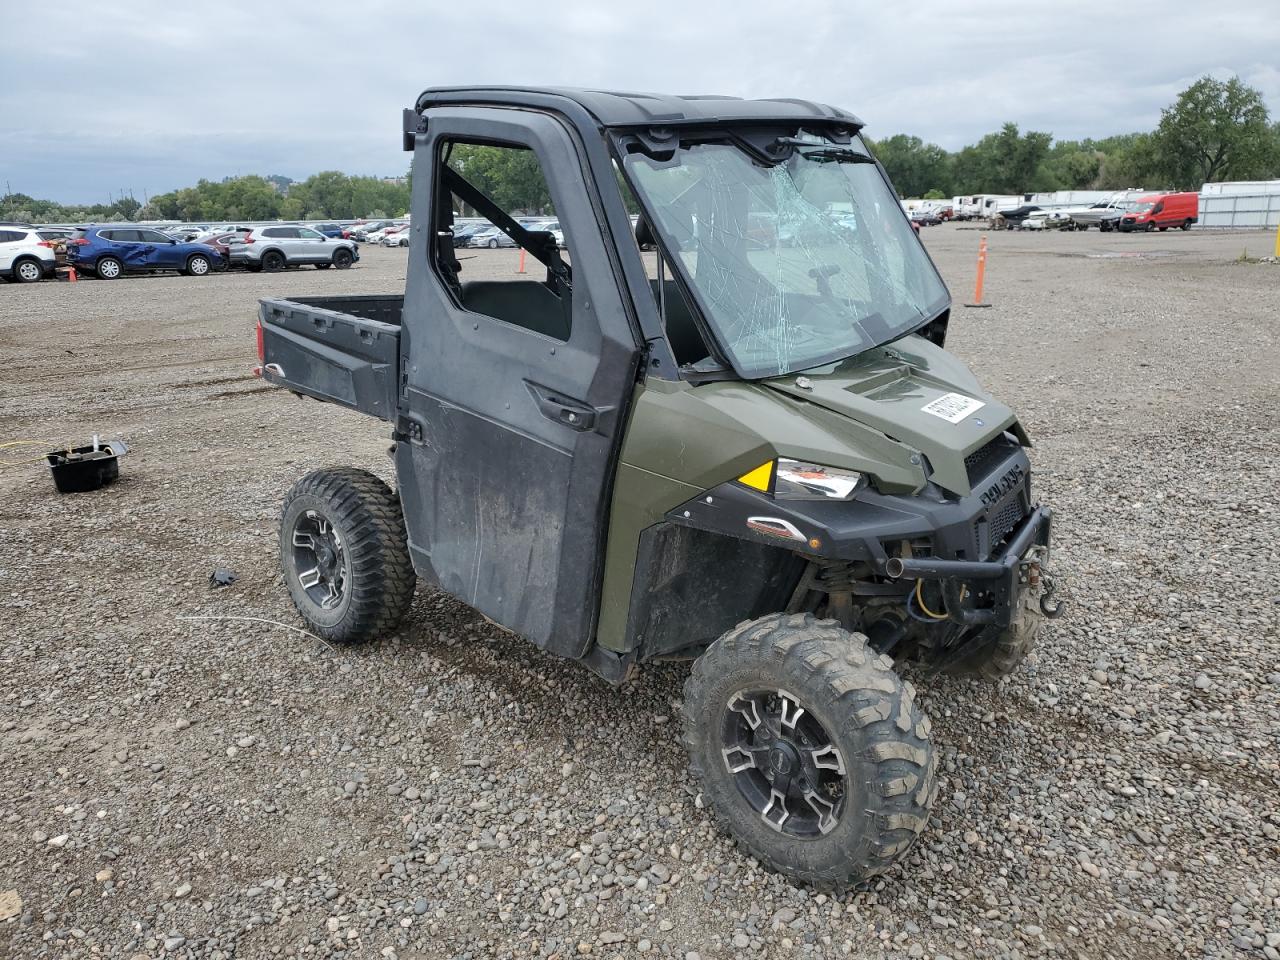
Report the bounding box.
[3,1,1278,203]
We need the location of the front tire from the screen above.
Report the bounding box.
[333,248,353,269]
[96,257,123,280]
[487,238,499,248]
[185,254,211,276]
[279,468,415,644]
[682,613,936,891]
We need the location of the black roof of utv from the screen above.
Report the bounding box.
[415,85,864,129]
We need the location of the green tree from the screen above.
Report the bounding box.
[1038,140,1102,190]
[1093,132,1162,188]
[447,144,552,214]
[867,135,954,198]
[1154,75,1273,188]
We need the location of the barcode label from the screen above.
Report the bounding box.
[921,392,985,423]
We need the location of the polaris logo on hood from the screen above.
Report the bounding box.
[980,464,1025,506]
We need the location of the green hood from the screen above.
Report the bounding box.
[763,335,1022,496]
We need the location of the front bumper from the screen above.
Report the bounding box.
[886,506,1052,626]
[666,443,1053,631]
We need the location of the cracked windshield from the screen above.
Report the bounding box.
[625,135,948,378]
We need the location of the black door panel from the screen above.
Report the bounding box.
[397,107,640,658]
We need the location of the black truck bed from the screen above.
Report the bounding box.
[257,295,403,421]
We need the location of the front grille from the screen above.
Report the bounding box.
[972,487,1028,559]
[989,496,1024,545]
[964,435,1019,485]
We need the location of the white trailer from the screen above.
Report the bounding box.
[1027,190,1112,210]
[1198,180,1280,229]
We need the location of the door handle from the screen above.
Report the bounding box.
[541,396,594,431]
[527,381,596,432]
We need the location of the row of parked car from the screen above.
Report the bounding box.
[449,217,565,249]
[0,221,377,282]
[999,192,1201,232]
[2,214,567,283]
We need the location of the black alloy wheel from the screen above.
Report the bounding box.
[721,688,847,837]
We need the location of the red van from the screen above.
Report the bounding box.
[1119,192,1199,232]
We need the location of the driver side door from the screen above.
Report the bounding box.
[395,108,642,659]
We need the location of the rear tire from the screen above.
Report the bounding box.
[682,613,936,892]
[1181,219,1193,231]
[12,257,44,283]
[333,248,353,269]
[262,250,286,272]
[185,254,211,277]
[279,468,415,644]
[95,257,123,280]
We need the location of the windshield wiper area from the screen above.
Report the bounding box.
[800,148,876,164]
[773,137,875,164]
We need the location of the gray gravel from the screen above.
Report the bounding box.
[1,232,1278,958]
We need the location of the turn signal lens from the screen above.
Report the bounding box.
[736,461,774,492]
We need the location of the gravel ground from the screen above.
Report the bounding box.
[1,229,1278,960]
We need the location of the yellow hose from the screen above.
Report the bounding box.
[914,578,950,620]
[0,440,57,467]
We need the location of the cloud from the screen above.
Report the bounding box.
[1,0,1277,202]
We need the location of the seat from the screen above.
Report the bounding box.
[460,280,570,341]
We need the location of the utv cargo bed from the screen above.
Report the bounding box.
[257,295,402,420]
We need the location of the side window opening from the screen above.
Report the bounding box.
[432,139,574,342]
[614,160,711,369]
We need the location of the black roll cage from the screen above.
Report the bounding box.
[436,152,571,288]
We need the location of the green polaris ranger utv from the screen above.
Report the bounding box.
[255,86,1061,890]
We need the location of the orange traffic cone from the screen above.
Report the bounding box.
[68,267,77,283]
[963,235,991,308]
[517,248,527,274]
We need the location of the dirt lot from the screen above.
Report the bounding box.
[2,228,1278,960]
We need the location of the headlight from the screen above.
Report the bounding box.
[736,459,865,501]
[775,459,865,500]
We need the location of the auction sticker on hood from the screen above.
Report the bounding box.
[921,392,985,423]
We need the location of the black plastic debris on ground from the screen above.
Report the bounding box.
[46,439,128,494]
[210,568,238,587]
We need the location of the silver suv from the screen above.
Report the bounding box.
[231,225,359,272]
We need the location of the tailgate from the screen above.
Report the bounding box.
[257,296,403,421]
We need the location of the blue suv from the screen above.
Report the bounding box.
[68,226,225,280]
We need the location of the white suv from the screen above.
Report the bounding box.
[230,225,359,272]
[0,227,57,283]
